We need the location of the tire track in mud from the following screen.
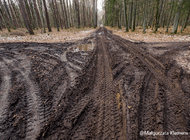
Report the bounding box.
[91,36,124,140]
[3,56,43,140]
[106,30,189,139]
[0,62,11,138]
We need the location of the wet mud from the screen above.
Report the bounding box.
[0,27,190,140]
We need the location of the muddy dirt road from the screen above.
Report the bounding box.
[0,27,190,140]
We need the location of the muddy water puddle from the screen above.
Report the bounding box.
[68,40,95,52]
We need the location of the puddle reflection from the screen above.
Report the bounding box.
[68,40,94,52]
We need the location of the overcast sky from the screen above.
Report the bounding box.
[97,0,104,11]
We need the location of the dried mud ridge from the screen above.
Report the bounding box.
[0,27,190,140]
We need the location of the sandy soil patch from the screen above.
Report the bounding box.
[106,26,190,42]
[0,27,96,43]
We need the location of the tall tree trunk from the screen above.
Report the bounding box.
[158,0,164,26]
[63,0,68,29]
[159,0,166,26]
[128,0,133,29]
[166,0,174,33]
[60,0,66,29]
[75,0,80,28]
[96,0,98,27]
[8,0,18,28]
[43,0,52,32]
[136,2,139,26]
[49,0,57,28]
[124,0,128,32]
[172,0,184,34]
[150,6,155,29]
[65,0,70,28]
[93,0,96,28]
[0,19,2,30]
[119,8,122,29]
[10,0,24,28]
[183,8,190,30]
[54,0,64,29]
[33,0,42,28]
[69,0,74,27]
[24,0,35,29]
[3,0,15,29]
[143,0,148,33]
[0,8,11,32]
[0,15,2,30]
[38,0,46,33]
[87,0,91,27]
[51,0,59,31]
[154,0,160,32]
[18,0,34,35]
[28,0,38,29]
[132,0,137,31]
[83,0,86,27]
[147,1,152,27]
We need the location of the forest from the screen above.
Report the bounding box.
[104,0,190,34]
[0,0,98,35]
[0,0,190,35]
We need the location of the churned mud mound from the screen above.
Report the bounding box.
[0,27,190,140]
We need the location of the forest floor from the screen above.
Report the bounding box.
[0,27,190,140]
[0,27,96,43]
[106,26,190,42]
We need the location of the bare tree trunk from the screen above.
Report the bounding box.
[63,0,68,29]
[0,15,2,30]
[172,0,184,34]
[154,0,160,32]
[128,0,133,29]
[183,8,190,30]
[150,6,155,29]
[124,0,128,32]
[33,0,42,28]
[147,1,152,27]
[87,0,91,27]
[55,0,64,29]
[38,0,46,33]
[8,0,18,28]
[24,0,35,29]
[10,0,24,28]
[159,0,166,26]
[60,0,66,29]
[18,0,34,35]
[96,0,98,27]
[69,0,74,27]
[0,8,11,32]
[143,0,148,33]
[51,0,59,31]
[132,0,137,31]
[3,0,15,29]
[48,0,56,27]
[0,19,2,30]
[83,0,86,27]
[136,2,139,26]
[30,0,39,29]
[166,0,174,33]
[157,0,164,26]
[75,0,80,28]
[65,0,71,28]
[43,0,52,32]
[93,0,96,28]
